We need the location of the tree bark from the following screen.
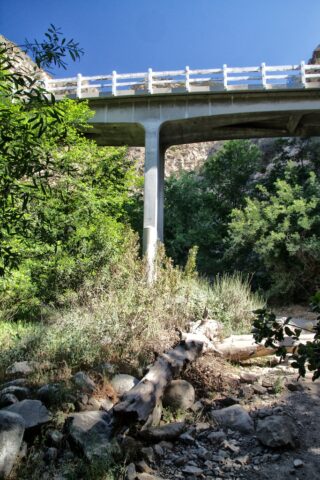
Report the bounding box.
[113,338,205,424]
[210,333,314,361]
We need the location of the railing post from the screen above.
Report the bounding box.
[223,64,228,90]
[43,76,49,91]
[300,61,306,87]
[261,62,267,88]
[185,65,190,92]
[112,70,117,96]
[147,68,153,94]
[76,73,82,99]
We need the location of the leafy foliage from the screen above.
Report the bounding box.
[252,305,320,381]
[229,142,320,300]
[23,24,83,70]
[164,140,261,274]
[0,29,138,319]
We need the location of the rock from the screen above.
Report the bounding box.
[207,430,227,444]
[261,378,274,388]
[285,380,304,392]
[86,397,101,411]
[110,374,139,396]
[0,394,18,409]
[99,397,114,411]
[126,462,136,480]
[4,400,51,429]
[222,439,240,453]
[195,422,210,432]
[174,456,188,466]
[214,396,240,408]
[136,474,165,480]
[182,465,204,476]
[72,372,96,394]
[0,411,25,478]
[96,362,116,377]
[240,373,258,384]
[179,432,195,444]
[153,444,163,456]
[6,361,38,376]
[252,384,267,395]
[119,435,143,462]
[0,379,28,389]
[210,405,254,434]
[67,411,114,462]
[141,447,155,463]
[139,422,186,442]
[239,384,253,399]
[136,460,153,473]
[191,400,204,412]
[293,459,303,468]
[163,380,195,411]
[0,386,30,401]
[36,384,62,406]
[256,415,299,448]
[46,429,64,447]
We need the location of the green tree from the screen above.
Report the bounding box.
[0,29,138,319]
[164,140,261,274]
[0,26,83,273]
[229,164,320,300]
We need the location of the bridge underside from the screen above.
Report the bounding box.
[84,90,320,280]
[86,111,320,146]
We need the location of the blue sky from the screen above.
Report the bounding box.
[1,0,320,77]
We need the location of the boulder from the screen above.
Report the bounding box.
[111,374,139,396]
[0,394,18,409]
[256,414,299,448]
[240,373,258,384]
[139,422,186,442]
[0,379,28,389]
[4,400,51,429]
[207,430,227,444]
[72,372,96,394]
[163,380,195,411]
[67,411,114,462]
[0,386,30,401]
[36,384,61,406]
[210,405,254,434]
[6,361,38,376]
[0,411,25,478]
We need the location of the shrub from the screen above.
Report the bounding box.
[0,243,263,376]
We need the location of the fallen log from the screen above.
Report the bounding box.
[113,317,314,425]
[214,333,315,361]
[113,337,205,425]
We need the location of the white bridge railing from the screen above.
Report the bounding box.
[46,62,320,99]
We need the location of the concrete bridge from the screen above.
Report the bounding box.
[48,63,320,279]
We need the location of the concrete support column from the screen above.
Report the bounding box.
[157,144,165,242]
[143,123,163,282]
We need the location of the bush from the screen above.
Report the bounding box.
[229,163,320,300]
[164,140,261,275]
[0,243,263,376]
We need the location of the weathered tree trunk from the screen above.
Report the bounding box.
[113,338,205,424]
[210,333,314,361]
[113,321,314,425]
